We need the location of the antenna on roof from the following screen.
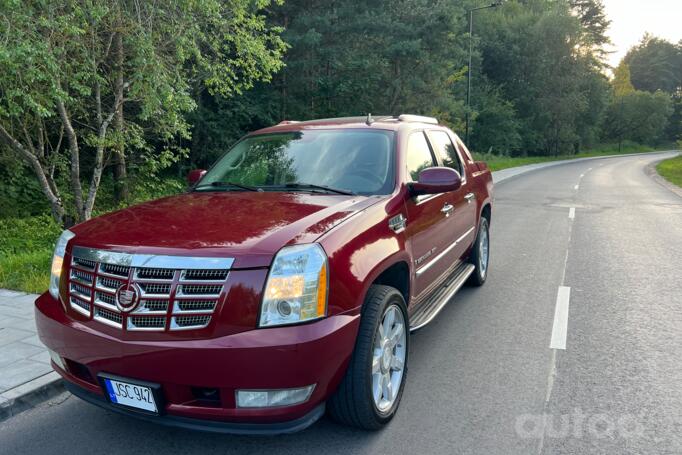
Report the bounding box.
[366,113,374,126]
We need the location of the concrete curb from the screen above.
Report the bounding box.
[491,150,681,184]
[0,372,64,423]
[645,155,682,199]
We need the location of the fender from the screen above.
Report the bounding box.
[318,197,411,315]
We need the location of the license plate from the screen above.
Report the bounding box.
[103,377,158,413]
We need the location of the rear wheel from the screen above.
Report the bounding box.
[468,217,490,286]
[328,285,409,430]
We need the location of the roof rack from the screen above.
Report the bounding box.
[397,114,439,125]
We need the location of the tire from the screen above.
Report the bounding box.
[328,285,409,430]
[468,217,490,286]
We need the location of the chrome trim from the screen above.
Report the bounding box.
[69,297,91,316]
[170,315,211,331]
[464,192,475,203]
[416,226,475,277]
[410,264,475,332]
[172,300,217,314]
[389,214,407,234]
[127,316,167,331]
[414,192,443,206]
[71,246,234,270]
[441,203,454,217]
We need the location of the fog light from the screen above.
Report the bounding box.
[48,350,66,371]
[236,384,315,408]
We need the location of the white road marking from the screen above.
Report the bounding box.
[550,286,571,350]
[568,207,575,219]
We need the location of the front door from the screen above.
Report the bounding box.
[403,132,454,298]
[426,130,478,262]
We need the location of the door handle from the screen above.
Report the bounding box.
[441,203,454,217]
[464,193,475,203]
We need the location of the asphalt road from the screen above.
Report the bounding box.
[1,152,681,455]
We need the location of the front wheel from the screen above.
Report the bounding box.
[468,217,490,286]
[328,285,409,430]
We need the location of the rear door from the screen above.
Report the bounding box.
[426,130,477,262]
[404,131,454,298]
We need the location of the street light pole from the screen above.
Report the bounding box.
[465,2,502,147]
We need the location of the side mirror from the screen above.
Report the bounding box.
[410,167,462,196]
[187,169,207,187]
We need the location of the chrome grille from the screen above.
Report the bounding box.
[174,300,217,313]
[178,284,223,296]
[171,315,211,330]
[135,299,169,313]
[128,316,166,330]
[68,247,233,332]
[73,257,96,271]
[95,291,115,307]
[70,296,91,316]
[70,269,93,285]
[140,283,172,296]
[97,276,124,292]
[136,268,175,281]
[95,307,123,327]
[181,269,229,281]
[70,282,91,300]
[99,263,130,277]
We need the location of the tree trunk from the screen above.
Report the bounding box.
[56,98,85,221]
[113,31,129,204]
[0,123,65,225]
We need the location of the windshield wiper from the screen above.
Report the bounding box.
[282,183,355,196]
[195,181,262,192]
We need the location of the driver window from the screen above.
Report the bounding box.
[406,132,436,182]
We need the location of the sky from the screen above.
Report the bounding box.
[602,0,682,68]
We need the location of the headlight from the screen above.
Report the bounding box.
[259,243,328,327]
[49,230,75,299]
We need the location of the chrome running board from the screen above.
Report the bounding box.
[409,262,475,332]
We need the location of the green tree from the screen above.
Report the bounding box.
[0,0,286,225]
[476,0,608,155]
[625,35,682,94]
[603,91,674,147]
[612,62,635,97]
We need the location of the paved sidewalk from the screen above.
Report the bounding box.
[0,289,61,420]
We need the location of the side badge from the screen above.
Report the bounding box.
[389,214,407,234]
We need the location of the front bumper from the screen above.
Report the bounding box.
[35,292,360,432]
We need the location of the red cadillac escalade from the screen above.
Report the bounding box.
[35,114,493,434]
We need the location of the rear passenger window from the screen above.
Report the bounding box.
[406,132,435,181]
[428,130,464,176]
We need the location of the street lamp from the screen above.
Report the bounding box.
[465,1,502,147]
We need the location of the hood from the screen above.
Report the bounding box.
[70,191,382,268]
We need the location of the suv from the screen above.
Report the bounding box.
[35,115,493,433]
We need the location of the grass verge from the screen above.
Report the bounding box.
[475,142,664,172]
[656,154,682,188]
[0,215,60,293]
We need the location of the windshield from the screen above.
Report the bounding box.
[197,130,395,195]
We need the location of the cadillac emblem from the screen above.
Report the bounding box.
[115,283,141,313]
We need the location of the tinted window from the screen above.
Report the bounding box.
[429,130,464,176]
[406,132,435,181]
[454,136,474,162]
[199,130,395,195]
